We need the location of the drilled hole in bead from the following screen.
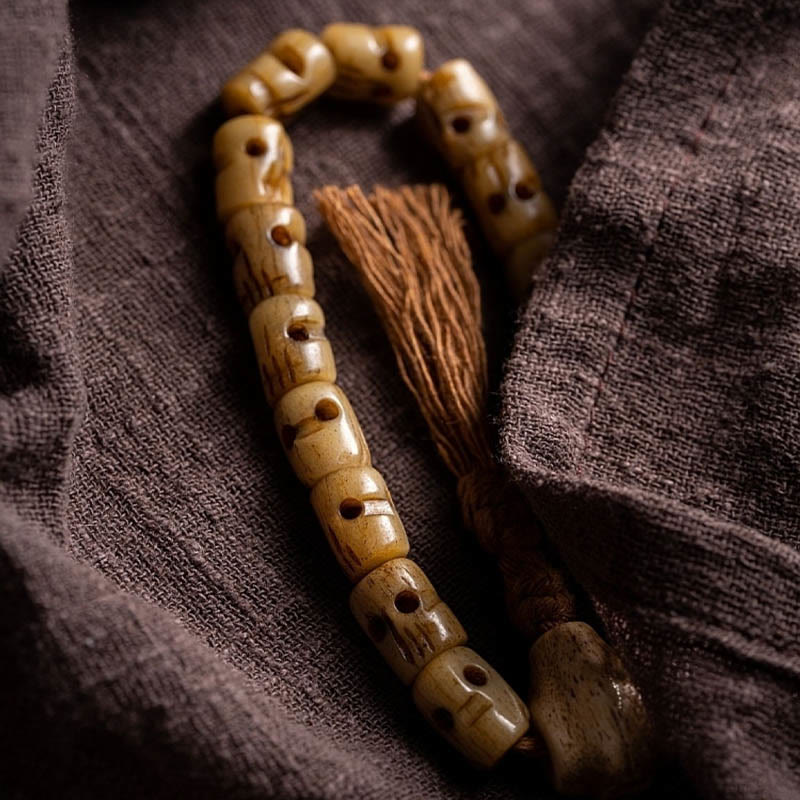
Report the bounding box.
[463,664,488,686]
[432,707,454,731]
[339,498,364,520]
[381,51,399,70]
[515,181,536,200]
[314,398,339,421]
[366,614,387,642]
[287,323,309,341]
[451,116,471,133]
[281,424,297,449]
[245,137,267,156]
[394,590,420,614]
[488,193,506,214]
[270,225,293,247]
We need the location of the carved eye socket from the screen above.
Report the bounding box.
[432,707,454,730]
[281,424,297,449]
[381,50,399,70]
[287,323,309,341]
[339,498,364,519]
[394,590,420,613]
[463,664,488,686]
[451,116,471,133]
[245,137,266,156]
[270,225,293,246]
[314,398,339,421]
[515,181,536,200]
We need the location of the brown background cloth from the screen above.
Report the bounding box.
[0,0,797,798]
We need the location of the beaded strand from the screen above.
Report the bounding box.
[213,23,653,794]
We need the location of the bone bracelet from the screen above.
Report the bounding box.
[212,23,653,796]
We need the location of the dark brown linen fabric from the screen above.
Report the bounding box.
[0,1,795,799]
[501,2,800,799]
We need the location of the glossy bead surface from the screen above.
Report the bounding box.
[249,295,336,406]
[213,115,294,222]
[462,138,558,256]
[528,622,654,798]
[221,29,336,118]
[412,646,530,768]
[310,466,409,582]
[226,204,314,314]
[417,59,509,169]
[273,382,370,487]
[350,558,465,684]
[321,23,424,102]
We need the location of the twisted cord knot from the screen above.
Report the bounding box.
[458,468,576,640]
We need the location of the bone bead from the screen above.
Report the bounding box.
[213,115,293,222]
[310,466,409,582]
[417,59,510,170]
[249,295,336,406]
[226,204,314,314]
[462,138,558,256]
[321,24,424,103]
[274,382,370,487]
[413,646,529,768]
[222,29,336,118]
[528,622,654,797]
[350,558,465,684]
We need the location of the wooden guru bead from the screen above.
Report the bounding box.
[213,114,294,222]
[321,23,424,102]
[273,382,370,487]
[462,138,558,255]
[412,646,530,768]
[227,204,315,314]
[417,59,509,170]
[310,466,409,582]
[249,295,336,406]
[527,622,654,798]
[222,29,336,118]
[350,558,466,684]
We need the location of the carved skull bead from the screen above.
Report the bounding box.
[350,558,466,684]
[310,466,409,582]
[221,29,336,118]
[249,295,336,406]
[322,23,424,102]
[213,114,294,222]
[227,204,315,315]
[417,59,510,170]
[462,138,558,256]
[413,646,530,768]
[273,382,370,487]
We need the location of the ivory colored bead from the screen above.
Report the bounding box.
[461,138,558,256]
[528,622,654,797]
[249,295,336,406]
[413,646,529,768]
[505,231,556,301]
[213,115,294,222]
[417,59,509,169]
[310,466,409,582]
[273,382,370,487]
[227,205,314,315]
[221,29,336,118]
[321,23,424,102]
[350,558,465,684]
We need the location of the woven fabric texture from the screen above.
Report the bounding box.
[1,0,797,798]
